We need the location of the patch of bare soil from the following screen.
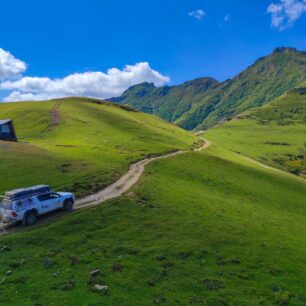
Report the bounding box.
[42,102,62,133]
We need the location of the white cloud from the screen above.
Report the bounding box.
[267,0,306,30]
[188,9,206,20]
[0,48,26,81]
[224,14,230,22]
[0,49,170,102]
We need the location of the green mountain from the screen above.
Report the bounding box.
[111,77,219,122]
[111,47,306,130]
[179,47,306,130]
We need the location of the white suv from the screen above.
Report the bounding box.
[0,185,75,226]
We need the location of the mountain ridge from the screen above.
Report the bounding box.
[110,77,219,122]
[110,47,306,130]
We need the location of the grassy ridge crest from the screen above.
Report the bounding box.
[0,97,197,197]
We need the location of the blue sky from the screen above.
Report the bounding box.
[1,0,306,101]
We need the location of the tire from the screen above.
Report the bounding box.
[63,200,74,212]
[23,211,37,226]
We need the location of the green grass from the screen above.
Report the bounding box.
[0,97,197,197]
[0,145,305,305]
[205,91,306,176]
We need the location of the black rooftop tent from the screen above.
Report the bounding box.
[0,119,17,142]
[5,185,51,201]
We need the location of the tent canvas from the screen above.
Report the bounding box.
[5,185,51,201]
[0,119,17,142]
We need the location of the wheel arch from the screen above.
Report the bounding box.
[24,208,38,217]
[22,209,38,226]
[64,197,74,205]
[31,208,39,215]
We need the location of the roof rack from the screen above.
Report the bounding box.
[5,185,51,201]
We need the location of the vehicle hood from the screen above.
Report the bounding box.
[57,192,74,197]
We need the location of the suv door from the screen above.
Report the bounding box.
[48,192,62,211]
[37,192,61,213]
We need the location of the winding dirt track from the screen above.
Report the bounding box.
[0,139,211,235]
[76,139,211,209]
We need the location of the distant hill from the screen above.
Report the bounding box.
[110,77,219,122]
[206,83,306,176]
[111,47,306,130]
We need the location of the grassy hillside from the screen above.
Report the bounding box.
[205,89,306,176]
[0,145,305,305]
[0,97,197,197]
[112,47,306,130]
[110,78,219,122]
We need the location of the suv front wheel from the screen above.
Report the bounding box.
[63,200,74,212]
[23,211,37,226]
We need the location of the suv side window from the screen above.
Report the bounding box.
[38,193,60,202]
[15,201,24,209]
[38,193,51,202]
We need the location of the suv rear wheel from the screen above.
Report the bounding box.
[23,211,37,226]
[63,200,74,212]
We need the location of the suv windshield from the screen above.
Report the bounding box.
[0,198,12,210]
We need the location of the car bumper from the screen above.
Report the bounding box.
[0,215,16,224]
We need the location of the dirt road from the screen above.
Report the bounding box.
[0,139,210,235]
[77,139,211,209]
